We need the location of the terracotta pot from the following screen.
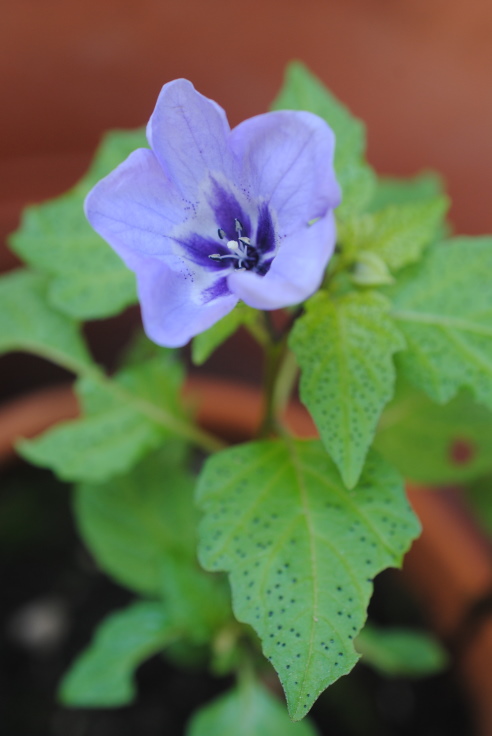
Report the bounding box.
[1,377,492,733]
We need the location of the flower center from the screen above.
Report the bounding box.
[208,218,259,271]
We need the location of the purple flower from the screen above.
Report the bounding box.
[85,79,340,347]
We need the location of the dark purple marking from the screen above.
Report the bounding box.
[255,203,276,256]
[256,257,274,276]
[209,179,251,239]
[202,276,231,302]
[173,233,228,270]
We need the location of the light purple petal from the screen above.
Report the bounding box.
[135,257,238,348]
[85,148,185,270]
[227,211,336,309]
[230,110,340,236]
[147,79,237,201]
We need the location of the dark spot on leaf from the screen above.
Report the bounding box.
[450,438,475,465]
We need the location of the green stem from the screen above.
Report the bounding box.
[258,339,286,437]
[256,310,304,438]
[236,652,257,692]
[262,311,284,343]
[272,349,299,420]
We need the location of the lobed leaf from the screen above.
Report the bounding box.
[187,680,319,736]
[375,381,492,484]
[271,61,375,221]
[9,129,147,319]
[343,196,448,273]
[290,291,405,488]
[197,439,420,720]
[18,354,185,483]
[368,171,446,211]
[387,237,492,409]
[0,269,92,372]
[59,601,176,707]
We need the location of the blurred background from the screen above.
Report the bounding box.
[2,1,492,733]
[3,0,492,396]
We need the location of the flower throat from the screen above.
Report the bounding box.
[209,218,260,271]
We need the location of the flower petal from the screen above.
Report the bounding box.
[227,211,336,309]
[85,148,185,270]
[147,79,237,201]
[135,256,238,347]
[230,110,340,236]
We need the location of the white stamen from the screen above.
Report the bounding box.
[227,240,240,252]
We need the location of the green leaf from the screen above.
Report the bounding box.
[0,269,92,372]
[343,196,448,273]
[197,439,420,720]
[59,601,176,707]
[368,171,446,211]
[356,624,448,678]
[75,446,194,596]
[375,381,492,484]
[75,448,232,645]
[9,129,147,319]
[18,353,185,483]
[388,237,492,408]
[187,680,319,736]
[290,291,405,488]
[158,555,233,644]
[192,303,258,365]
[271,62,375,221]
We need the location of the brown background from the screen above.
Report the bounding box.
[1,0,492,392]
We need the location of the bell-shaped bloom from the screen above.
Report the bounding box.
[85,79,340,347]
